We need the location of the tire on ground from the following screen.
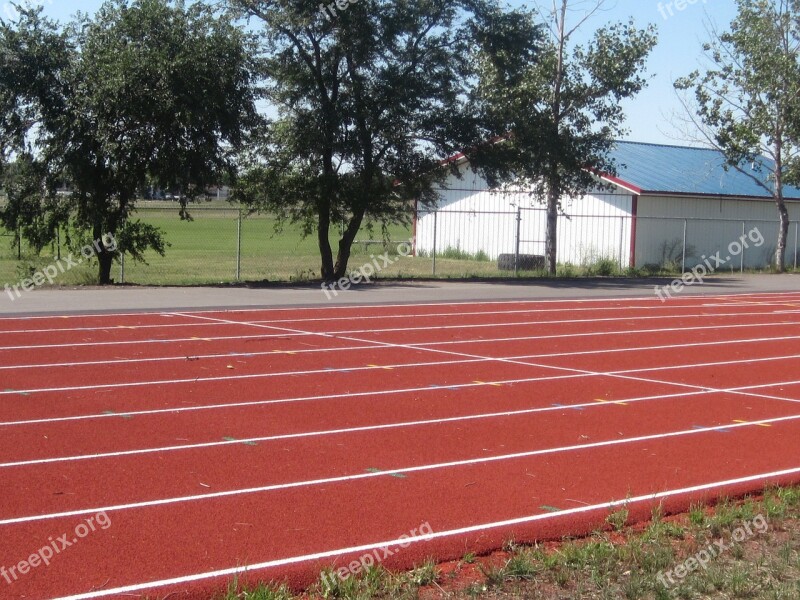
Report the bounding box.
[497,254,546,271]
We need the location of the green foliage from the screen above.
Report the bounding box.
[585,256,620,277]
[0,0,259,283]
[675,0,800,271]
[470,1,657,273]
[229,0,529,281]
[418,245,491,261]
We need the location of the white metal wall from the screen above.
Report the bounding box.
[416,163,635,263]
[416,165,532,258]
[635,195,800,269]
[415,162,800,269]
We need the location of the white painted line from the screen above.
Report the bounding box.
[0,304,758,335]
[5,371,799,429]
[1,308,797,351]
[170,312,800,413]
[0,384,778,468]
[412,321,800,348]
[3,414,799,527]
[188,310,800,423]
[0,373,589,427]
[4,289,799,323]
[50,463,800,600]
[5,345,800,397]
[5,329,798,372]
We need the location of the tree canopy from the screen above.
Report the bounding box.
[230,0,513,281]
[468,0,657,274]
[676,0,800,271]
[0,0,259,283]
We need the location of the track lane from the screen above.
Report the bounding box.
[4,389,796,519]
[1,419,798,599]
[2,293,800,599]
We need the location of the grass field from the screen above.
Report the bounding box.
[1,201,781,287]
[0,204,517,286]
[221,486,800,599]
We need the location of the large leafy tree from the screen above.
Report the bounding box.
[676,0,800,272]
[0,0,259,283]
[469,0,656,274]
[230,0,506,281]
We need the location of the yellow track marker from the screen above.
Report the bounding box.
[368,364,394,370]
[595,398,628,406]
[473,380,503,387]
[733,419,771,428]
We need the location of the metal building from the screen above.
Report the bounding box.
[414,141,800,270]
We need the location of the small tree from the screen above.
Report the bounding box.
[676,0,800,272]
[470,0,656,274]
[0,0,259,283]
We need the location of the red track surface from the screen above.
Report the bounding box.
[2,292,800,599]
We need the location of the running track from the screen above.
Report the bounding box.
[2,292,800,599]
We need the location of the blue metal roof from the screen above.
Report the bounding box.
[607,141,800,200]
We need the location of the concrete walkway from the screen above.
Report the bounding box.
[1,274,798,316]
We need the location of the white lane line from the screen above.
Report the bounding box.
[5,372,799,429]
[2,308,797,351]
[1,382,779,468]
[411,321,799,348]
[6,327,800,371]
[50,464,800,600]
[3,414,799,527]
[0,373,594,426]
[4,290,800,323]
[6,342,800,397]
[2,303,767,335]
[176,311,800,414]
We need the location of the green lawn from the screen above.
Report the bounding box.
[0,205,512,286]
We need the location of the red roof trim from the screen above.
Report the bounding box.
[596,172,643,195]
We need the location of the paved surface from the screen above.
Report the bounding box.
[1,274,799,315]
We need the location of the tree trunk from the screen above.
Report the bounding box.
[97,250,114,285]
[545,178,559,275]
[92,220,114,285]
[333,207,366,280]
[774,137,787,273]
[317,198,335,282]
[776,200,789,272]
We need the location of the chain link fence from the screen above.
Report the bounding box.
[0,202,797,287]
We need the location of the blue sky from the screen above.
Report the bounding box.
[30,0,739,146]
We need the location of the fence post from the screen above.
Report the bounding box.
[681,219,687,273]
[236,210,242,282]
[432,210,438,276]
[618,216,625,270]
[120,251,125,284]
[17,222,21,260]
[514,207,521,275]
[56,226,61,261]
[740,221,745,273]
[795,221,798,270]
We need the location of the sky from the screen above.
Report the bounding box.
[22,0,741,146]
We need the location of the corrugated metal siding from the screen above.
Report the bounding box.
[518,192,633,264]
[635,195,800,268]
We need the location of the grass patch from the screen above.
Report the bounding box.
[217,485,800,599]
